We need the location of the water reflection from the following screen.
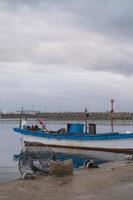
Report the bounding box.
[13,144,126,180]
[13,145,109,179]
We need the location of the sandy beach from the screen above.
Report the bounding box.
[0,160,133,200]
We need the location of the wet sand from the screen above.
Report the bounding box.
[0,161,133,200]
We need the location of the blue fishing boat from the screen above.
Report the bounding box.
[14,101,133,155]
[14,122,133,154]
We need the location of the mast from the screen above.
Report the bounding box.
[110,99,114,132]
[85,107,89,133]
[19,107,24,128]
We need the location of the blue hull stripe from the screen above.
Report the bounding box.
[14,128,133,141]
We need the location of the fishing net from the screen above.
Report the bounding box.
[18,145,56,177]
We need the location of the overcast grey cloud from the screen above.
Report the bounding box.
[0,0,133,111]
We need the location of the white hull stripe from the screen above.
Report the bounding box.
[23,135,133,154]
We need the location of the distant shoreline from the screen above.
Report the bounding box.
[0,112,133,120]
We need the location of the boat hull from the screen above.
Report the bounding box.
[13,128,133,154]
[22,134,133,154]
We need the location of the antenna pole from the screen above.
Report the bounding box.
[19,107,24,128]
[110,99,114,132]
[85,107,88,133]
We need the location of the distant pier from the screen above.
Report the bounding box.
[0,112,133,120]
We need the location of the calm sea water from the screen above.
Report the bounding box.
[0,119,133,183]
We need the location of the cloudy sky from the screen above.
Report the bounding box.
[0,0,133,112]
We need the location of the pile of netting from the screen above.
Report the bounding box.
[18,145,56,179]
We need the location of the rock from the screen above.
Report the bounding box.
[84,159,99,168]
[125,154,133,160]
[22,170,36,180]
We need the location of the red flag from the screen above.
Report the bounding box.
[38,118,45,129]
